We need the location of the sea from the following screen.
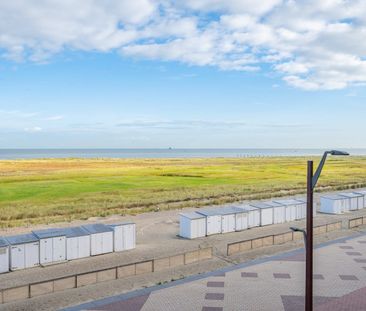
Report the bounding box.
[0,149,365,159]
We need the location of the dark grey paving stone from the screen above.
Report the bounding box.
[241,272,258,278]
[339,246,354,249]
[274,273,291,279]
[205,293,224,300]
[346,252,362,256]
[339,275,359,281]
[354,258,366,263]
[202,307,223,311]
[207,281,225,288]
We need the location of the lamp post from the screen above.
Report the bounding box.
[291,150,349,311]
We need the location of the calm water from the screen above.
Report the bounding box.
[0,149,365,159]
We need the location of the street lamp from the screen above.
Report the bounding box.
[289,227,307,247]
[291,150,349,311]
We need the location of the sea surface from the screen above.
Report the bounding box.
[0,149,365,159]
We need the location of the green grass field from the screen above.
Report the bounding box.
[0,157,365,228]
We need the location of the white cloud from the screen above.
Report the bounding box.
[0,0,156,61]
[114,119,309,131]
[0,110,39,118]
[181,0,282,15]
[275,61,309,74]
[1,0,366,89]
[44,115,64,121]
[116,120,248,129]
[24,126,42,133]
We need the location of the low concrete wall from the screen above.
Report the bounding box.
[349,216,366,228]
[227,221,342,256]
[0,247,212,304]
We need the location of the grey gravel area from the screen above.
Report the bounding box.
[1,191,366,290]
[0,190,366,310]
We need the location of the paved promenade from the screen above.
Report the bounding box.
[64,232,366,311]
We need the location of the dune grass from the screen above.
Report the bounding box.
[0,156,365,228]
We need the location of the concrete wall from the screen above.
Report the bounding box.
[349,216,366,228]
[0,247,212,304]
[227,221,342,256]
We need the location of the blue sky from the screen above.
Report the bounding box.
[1,1,366,148]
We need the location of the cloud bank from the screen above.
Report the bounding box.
[1,0,366,90]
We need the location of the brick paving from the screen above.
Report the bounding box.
[64,233,366,311]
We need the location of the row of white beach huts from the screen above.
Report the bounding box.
[179,199,309,239]
[320,191,366,214]
[0,222,135,274]
[1,191,366,274]
[180,190,366,239]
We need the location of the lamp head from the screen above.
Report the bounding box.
[329,150,349,156]
[290,226,304,232]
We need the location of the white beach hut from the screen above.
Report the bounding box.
[230,206,249,231]
[354,190,366,209]
[108,222,136,252]
[264,201,286,224]
[236,205,260,228]
[6,233,40,271]
[215,207,236,234]
[0,237,9,274]
[294,200,306,220]
[280,199,296,222]
[61,227,91,261]
[197,210,222,236]
[320,195,348,214]
[340,193,363,211]
[249,202,274,226]
[179,212,207,239]
[295,199,317,217]
[82,224,114,256]
[33,228,67,265]
[273,199,306,221]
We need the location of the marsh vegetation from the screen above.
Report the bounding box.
[0,157,365,227]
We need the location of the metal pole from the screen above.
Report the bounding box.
[306,161,313,311]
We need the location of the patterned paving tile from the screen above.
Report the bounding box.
[241,272,258,278]
[346,251,362,256]
[313,274,324,280]
[205,293,224,300]
[339,245,354,249]
[339,274,359,281]
[202,307,223,311]
[66,232,366,311]
[207,281,224,288]
[273,273,291,279]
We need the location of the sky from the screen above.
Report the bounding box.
[0,0,366,149]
